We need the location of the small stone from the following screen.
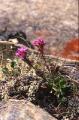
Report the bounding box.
[9,38,18,44]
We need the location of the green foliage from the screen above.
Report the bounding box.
[47,74,72,104]
[11,60,17,68]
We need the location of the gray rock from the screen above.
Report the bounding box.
[0,99,57,120]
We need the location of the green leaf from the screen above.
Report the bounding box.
[59,79,66,86]
[11,61,17,68]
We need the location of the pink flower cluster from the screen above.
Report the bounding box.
[32,38,46,54]
[15,38,46,60]
[15,47,28,60]
[32,38,45,47]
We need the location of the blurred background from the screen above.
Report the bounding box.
[0,0,78,59]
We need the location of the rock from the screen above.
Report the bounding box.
[59,65,79,80]
[0,99,57,120]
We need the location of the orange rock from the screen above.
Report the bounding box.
[50,38,79,61]
[61,38,79,60]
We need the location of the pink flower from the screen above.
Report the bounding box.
[32,38,46,55]
[15,47,28,59]
[32,38,46,47]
